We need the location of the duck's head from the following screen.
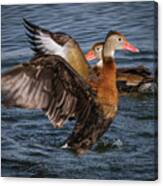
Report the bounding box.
[85,42,104,61]
[103,31,139,57]
[85,31,139,61]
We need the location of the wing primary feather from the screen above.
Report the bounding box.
[23,18,71,55]
[25,32,40,41]
[23,18,51,36]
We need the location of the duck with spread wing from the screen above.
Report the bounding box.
[2,21,139,155]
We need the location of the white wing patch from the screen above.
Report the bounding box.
[36,31,64,55]
[23,19,70,58]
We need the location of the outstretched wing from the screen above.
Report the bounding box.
[2,55,112,154]
[23,18,71,55]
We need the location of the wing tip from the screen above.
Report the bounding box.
[23,17,34,28]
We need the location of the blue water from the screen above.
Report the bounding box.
[1,2,157,180]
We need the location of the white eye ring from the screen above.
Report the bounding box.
[96,47,102,52]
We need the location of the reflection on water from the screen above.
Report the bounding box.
[1,2,157,180]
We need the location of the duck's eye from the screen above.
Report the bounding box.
[118,38,122,42]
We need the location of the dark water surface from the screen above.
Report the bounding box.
[1,2,157,180]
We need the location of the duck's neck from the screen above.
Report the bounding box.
[97,53,118,118]
[103,41,115,59]
[65,40,89,80]
[102,56,117,91]
[102,42,117,86]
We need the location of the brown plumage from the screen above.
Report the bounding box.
[2,54,113,155]
[2,30,139,155]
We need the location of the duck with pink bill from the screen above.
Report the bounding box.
[85,35,156,94]
[2,30,141,154]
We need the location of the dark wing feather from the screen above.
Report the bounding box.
[2,55,112,154]
[23,18,71,55]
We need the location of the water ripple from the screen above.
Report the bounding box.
[1,2,157,180]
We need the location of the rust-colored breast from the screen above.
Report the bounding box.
[95,60,118,118]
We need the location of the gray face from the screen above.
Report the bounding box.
[106,34,126,50]
[92,34,127,60]
[94,45,103,60]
